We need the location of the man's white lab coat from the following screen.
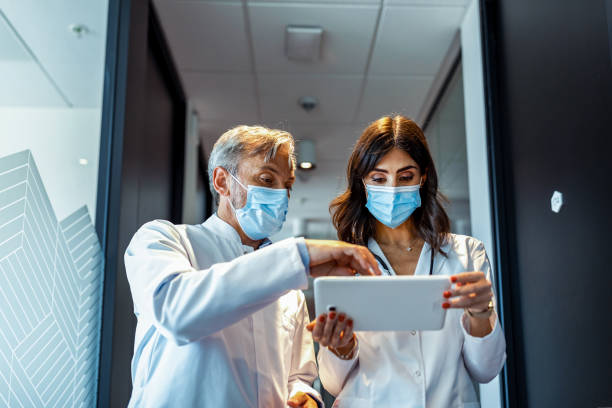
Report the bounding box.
[318,234,506,408]
[125,214,321,407]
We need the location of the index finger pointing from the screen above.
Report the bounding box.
[352,247,381,276]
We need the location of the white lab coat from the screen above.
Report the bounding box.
[125,214,322,408]
[318,234,506,408]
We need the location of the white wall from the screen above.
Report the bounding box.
[0,107,101,222]
[461,1,503,407]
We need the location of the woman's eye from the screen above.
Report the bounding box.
[399,176,414,182]
[371,178,385,183]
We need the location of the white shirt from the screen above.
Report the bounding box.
[318,234,506,408]
[125,214,322,407]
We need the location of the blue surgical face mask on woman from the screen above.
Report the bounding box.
[365,181,422,229]
[228,172,289,240]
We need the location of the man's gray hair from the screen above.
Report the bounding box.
[208,125,296,204]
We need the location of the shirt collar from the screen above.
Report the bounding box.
[203,213,272,253]
[368,236,451,276]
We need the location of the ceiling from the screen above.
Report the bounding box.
[154,0,472,237]
[0,0,108,107]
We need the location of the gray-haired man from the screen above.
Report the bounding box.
[125,125,381,407]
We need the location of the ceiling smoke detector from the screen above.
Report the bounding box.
[68,24,90,38]
[298,96,318,112]
[285,25,323,61]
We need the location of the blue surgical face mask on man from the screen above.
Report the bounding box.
[228,172,289,240]
[365,181,422,229]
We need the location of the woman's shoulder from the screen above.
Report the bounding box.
[444,233,486,256]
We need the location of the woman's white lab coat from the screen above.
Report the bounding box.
[318,234,506,408]
[125,215,321,407]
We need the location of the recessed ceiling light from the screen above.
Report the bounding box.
[79,158,88,166]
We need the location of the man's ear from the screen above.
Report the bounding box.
[213,167,231,198]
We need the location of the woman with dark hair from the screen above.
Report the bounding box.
[306,115,506,407]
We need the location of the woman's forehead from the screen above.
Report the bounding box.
[373,148,418,170]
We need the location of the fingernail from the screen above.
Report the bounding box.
[347,319,353,327]
[319,315,326,322]
[450,276,457,283]
[443,291,452,298]
[329,312,337,320]
[338,314,345,322]
[442,302,450,309]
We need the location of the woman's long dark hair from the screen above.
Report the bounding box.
[330,115,450,255]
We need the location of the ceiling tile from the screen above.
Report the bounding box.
[281,123,364,162]
[369,5,465,75]
[154,0,251,72]
[0,61,67,106]
[184,72,259,122]
[384,0,470,5]
[1,0,108,107]
[0,13,29,61]
[248,3,379,74]
[198,120,239,156]
[249,0,379,3]
[357,75,433,122]
[258,74,363,125]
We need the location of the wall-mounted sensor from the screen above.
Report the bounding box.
[551,191,563,213]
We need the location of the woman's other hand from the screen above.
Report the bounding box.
[442,271,492,311]
[306,311,356,358]
[443,271,494,337]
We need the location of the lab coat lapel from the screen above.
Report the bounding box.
[413,240,450,276]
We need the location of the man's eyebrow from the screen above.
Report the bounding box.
[258,165,279,174]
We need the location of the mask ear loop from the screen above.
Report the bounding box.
[227,171,248,213]
[228,171,248,191]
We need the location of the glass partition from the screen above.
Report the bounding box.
[0,1,109,406]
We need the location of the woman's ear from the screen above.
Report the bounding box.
[213,167,231,198]
[421,172,427,186]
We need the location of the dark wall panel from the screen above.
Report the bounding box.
[485,0,612,406]
[103,2,185,407]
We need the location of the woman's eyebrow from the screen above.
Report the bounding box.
[370,165,417,174]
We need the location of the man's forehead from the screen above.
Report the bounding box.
[239,153,293,175]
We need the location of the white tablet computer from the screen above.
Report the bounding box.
[314,276,451,331]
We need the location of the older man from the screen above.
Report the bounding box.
[125,125,380,407]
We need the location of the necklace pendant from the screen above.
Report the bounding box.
[406,247,412,252]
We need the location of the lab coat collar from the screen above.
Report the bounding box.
[368,236,451,276]
[204,213,272,253]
